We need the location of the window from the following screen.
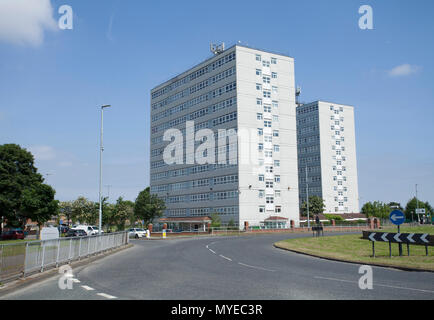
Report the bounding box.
[271,57,277,64]
[263,90,271,98]
[266,196,274,204]
[275,206,281,213]
[275,191,281,198]
[265,150,273,158]
[263,76,270,84]
[258,128,263,136]
[272,86,278,93]
[256,69,262,76]
[257,113,263,120]
[273,115,279,122]
[256,54,261,61]
[275,175,281,183]
[264,135,272,142]
[272,101,278,108]
[258,143,264,151]
[274,160,280,167]
[274,145,280,152]
[256,83,262,91]
[272,72,277,79]
[257,98,263,105]
[259,174,265,182]
[265,166,273,173]
[262,60,270,67]
[264,105,271,113]
[264,120,272,128]
[273,130,279,137]
[266,181,274,188]
[259,206,265,213]
[259,190,265,198]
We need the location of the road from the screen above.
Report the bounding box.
[1,233,434,300]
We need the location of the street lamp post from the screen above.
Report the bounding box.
[99,105,111,235]
[306,165,310,229]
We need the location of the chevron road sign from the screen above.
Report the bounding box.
[363,231,431,245]
[363,231,432,257]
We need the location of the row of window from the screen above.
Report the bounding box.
[297,104,318,115]
[151,163,237,181]
[152,51,236,99]
[151,80,237,121]
[166,190,239,204]
[255,54,278,65]
[151,174,238,192]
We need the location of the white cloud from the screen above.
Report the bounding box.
[0,0,57,46]
[58,161,73,168]
[388,64,421,77]
[28,145,56,161]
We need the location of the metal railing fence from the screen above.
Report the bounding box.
[0,232,128,283]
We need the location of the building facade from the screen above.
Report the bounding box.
[150,45,300,228]
[296,101,359,214]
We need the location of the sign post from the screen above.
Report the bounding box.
[390,210,405,256]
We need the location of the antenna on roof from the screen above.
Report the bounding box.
[296,86,302,106]
[210,42,225,55]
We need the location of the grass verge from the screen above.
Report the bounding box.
[275,226,434,272]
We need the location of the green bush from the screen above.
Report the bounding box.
[324,214,344,221]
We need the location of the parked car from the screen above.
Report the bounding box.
[128,228,147,239]
[90,226,104,235]
[1,229,25,240]
[65,229,88,237]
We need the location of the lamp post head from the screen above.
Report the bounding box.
[102,105,111,109]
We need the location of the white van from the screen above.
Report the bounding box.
[73,225,103,236]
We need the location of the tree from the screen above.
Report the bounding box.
[71,197,97,225]
[20,183,58,237]
[210,213,221,228]
[227,218,236,230]
[105,197,133,231]
[134,188,166,225]
[300,196,326,216]
[388,202,403,211]
[59,201,73,226]
[404,197,432,221]
[361,201,391,219]
[0,144,54,232]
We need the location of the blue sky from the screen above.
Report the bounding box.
[0,0,433,209]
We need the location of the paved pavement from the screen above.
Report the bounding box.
[1,233,433,300]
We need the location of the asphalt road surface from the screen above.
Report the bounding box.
[1,233,434,300]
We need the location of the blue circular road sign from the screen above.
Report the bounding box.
[389,210,405,225]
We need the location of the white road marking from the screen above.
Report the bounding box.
[206,245,209,249]
[97,293,117,299]
[71,278,80,283]
[314,276,434,294]
[219,254,232,261]
[81,285,95,291]
[238,262,275,272]
[209,249,216,254]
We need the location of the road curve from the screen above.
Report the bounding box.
[1,233,434,300]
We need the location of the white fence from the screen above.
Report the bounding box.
[0,232,129,283]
